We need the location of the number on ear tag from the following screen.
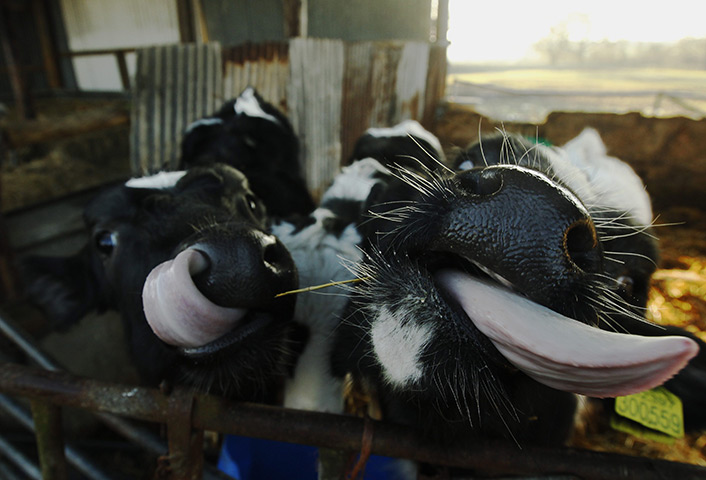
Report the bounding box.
[614,387,684,439]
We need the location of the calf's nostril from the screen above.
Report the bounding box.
[262,242,281,268]
[457,168,503,196]
[564,220,599,271]
[188,249,211,276]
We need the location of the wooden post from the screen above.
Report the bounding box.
[30,400,68,480]
[283,0,302,37]
[436,0,449,44]
[116,51,130,90]
[31,0,62,89]
[176,0,196,43]
[0,6,33,120]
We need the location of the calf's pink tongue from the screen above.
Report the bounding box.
[435,270,698,397]
[142,249,247,348]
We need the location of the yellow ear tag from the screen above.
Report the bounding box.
[613,387,684,442]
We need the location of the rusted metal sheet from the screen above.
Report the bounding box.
[130,42,222,175]
[129,39,444,191]
[341,42,374,164]
[422,44,448,127]
[288,38,345,200]
[3,363,706,479]
[222,42,290,113]
[341,41,439,163]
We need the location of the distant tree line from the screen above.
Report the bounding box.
[533,28,706,69]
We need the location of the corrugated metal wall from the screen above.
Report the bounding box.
[222,42,290,114]
[130,43,222,175]
[287,38,345,198]
[132,39,445,198]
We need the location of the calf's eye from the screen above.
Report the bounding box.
[95,231,117,256]
[245,194,259,214]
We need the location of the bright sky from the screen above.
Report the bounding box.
[447,0,706,63]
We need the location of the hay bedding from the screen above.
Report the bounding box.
[570,219,706,466]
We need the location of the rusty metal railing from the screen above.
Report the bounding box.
[3,308,706,479]
[2,363,706,479]
[0,309,230,479]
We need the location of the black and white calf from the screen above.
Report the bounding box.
[23,164,298,401]
[324,124,704,448]
[180,87,314,218]
[269,120,449,413]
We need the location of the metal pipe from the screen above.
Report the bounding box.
[0,310,231,480]
[30,399,68,480]
[0,457,30,480]
[0,393,114,480]
[0,309,167,453]
[0,434,42,480]
[3,363,706,480]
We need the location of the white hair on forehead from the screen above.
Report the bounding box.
[125,171,187,189]
[320,157,391,204]
[365,119,443,156]
[184,117,223,134]
[234,87,281,125]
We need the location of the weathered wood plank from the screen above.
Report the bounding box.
[395,42,429,121]
[130,43,222,175]
[341,42,374,163]
[369,43,403,127]
[422,44,448,128]
[288,38,345,200]
[222,42,290,113]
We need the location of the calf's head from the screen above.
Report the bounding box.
[180,87,314,218]
[24,165,298,399]
[333,129,698,444]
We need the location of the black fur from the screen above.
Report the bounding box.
[179,88,314,218]
[23,165,298,401]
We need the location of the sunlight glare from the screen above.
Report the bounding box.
[447,0,706,64]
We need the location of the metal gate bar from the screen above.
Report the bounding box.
[0,310,165,454]
[0,393,112,480]
[29,399,66,480]
[0,309,232,480]
[2,363,706,480]
[0,434,41,479]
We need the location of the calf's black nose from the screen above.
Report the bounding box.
[187,225,297,310]
[434,165,603,312]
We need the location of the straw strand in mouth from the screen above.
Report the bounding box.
[275,277,372,298]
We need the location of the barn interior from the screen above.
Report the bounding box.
[1,0,705,478]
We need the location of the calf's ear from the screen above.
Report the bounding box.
[20,248,102,331]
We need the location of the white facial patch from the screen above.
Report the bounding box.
[365,119,443,157]
[273,211,363,414]
[320,157,391,204]
[371,306,432,388]
[234,87,281,125]
[184,117,223,134]
[125,171,187,189]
